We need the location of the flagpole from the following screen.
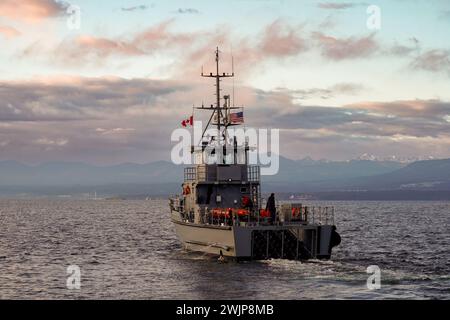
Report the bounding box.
[192,104,194,145]
[232,51,235,107]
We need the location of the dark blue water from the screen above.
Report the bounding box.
[0,199,448,299]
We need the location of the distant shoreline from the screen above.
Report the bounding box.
[1,190,449,201]
[274,190,450,201]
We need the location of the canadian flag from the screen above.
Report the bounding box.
[181,115,193,127]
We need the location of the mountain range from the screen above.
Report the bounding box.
[0,157,449,198]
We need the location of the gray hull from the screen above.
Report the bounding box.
[172,213,339,260]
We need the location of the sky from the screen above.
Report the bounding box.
[0,0,450,164]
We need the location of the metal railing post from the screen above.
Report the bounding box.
[312,207,315,224]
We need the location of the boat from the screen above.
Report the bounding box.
[169,48,341,261]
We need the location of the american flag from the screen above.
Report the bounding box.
[230,111,244,124]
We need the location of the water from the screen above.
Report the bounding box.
[0,199,448,299]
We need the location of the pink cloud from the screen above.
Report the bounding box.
[0,0,67,23]
[345,99,450,120]
[41,18,382,74]
[55,20,200,65]
[76,36,144,56]
[55,36,144,65]
[259,20,307,57]
[183,20,308,78]
[132,19,198,51]
[313,32,378,60]
[411,49,450,73]
[0,25,21,38]
[52,18,310,70]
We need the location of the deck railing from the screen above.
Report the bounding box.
[199,205,335,227]
[184,165,260,182]
[169,197,184,214]
[281,204,335,225]
[170,198,335,227]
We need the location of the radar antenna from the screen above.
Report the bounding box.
[200,48,235,141]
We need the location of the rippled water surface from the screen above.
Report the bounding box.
[0,199,448,299]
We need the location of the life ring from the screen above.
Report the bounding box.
[183,185,191,195]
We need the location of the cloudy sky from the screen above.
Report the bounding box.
[0,0,450,164]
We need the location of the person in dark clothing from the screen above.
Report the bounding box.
[266,193,276,224]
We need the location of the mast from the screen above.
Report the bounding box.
[216,49,221,134]
[197,48,243,164]
[201,47,234,142]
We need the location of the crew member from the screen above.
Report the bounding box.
[266,193,276,225]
